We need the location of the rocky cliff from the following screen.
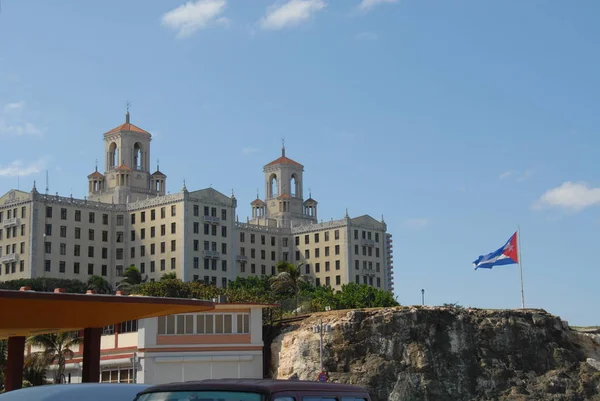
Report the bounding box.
[269,307,600,401]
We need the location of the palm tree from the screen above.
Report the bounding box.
[270,261,312,315]
[23,351,51,386]
[116,265,147,294]
[26,332,82,384]
[87,275,112,294]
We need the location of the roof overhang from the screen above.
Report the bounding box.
[0,290,214,339]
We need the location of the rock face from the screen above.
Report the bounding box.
[269,307,600,401]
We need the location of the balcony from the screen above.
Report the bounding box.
[3,217,19,228]
[362,268,376,277]
[203,216,220,224]
[236,255,248,261]
[361,239,375,246]
[0,253,18,264]
[202,250,220,259]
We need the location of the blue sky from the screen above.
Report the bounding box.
[1,0,599,325]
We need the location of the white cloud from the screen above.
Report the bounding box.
[355,31,378,41]
[3,101,25,112]
[533,181,600,212]
[404,218,431,229]
[0,102,44,136]
[260,0,326,31]
[0,159,47,177]
[358,0,398,12]
[242,147,260,154]
[161,0,227,38]
[499,168,535,182]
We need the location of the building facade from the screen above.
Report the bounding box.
[37,302,267,384]
[0,113,394,292]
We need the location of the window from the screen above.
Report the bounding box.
[326,276,331,286]
[60,208,67,220]
[151,227,155,238]
[45,224,52,236]
[104,214,110,225]
[171,257,176,270]
[102,247,108,259]
[354,230,359,240]
[60,226,67,237]
[194,257,199,269]
[140,245,146,257]
[222,243,227,255]
[375,233,380,242]
[74,227,81,239]
[221,209,226,221]
[102,265,108,276]
[21,207,26,219]
[240,232,245,242]
[140,262,145,274]
[60,243,66,255]
[315,248,320,258]
[315,262,320,273]
[222,260,227,272]
[250,234,255,244]
[315,233,319,243]
[305,235,309,245]
[120,320,138,333]
[131,213,136,224]
[271,251,276,261]
[171,222,176,234]
[305,264,310,274]
[75,210,81,221]
[336,275,341,285]
[336,260,340,270]
[151,209,156,220]
[74,245,81,256]
[87,264,94,275]
[88,246,94,258]
[89,212,95,224]
[160,242,165,253]
[116,248,123,260]
[46,206,52,218]
[44,242,51,254]
[325,261,330,271]
[161,207,166,219]
[204,206,209,216]
[221,226,227,237]
[171,240,176,252]
[44,260,51,272]
[102,230,108,242]
[131,230,136,241]
[211,225,217,236]
[141,211,146,222]
[141,228,145,239]
[160,259,166,271]
[335,230,340,240]
[59,261,66,273]
[116,215,124,226]
[74,262,80,274]
[89,229,95,241]
[335,245,340,255]
[325,246,330,257]
[161,224,166,236]
[193,205,199,216]
[171,205,177,217]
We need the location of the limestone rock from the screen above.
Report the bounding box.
[269,307,600,401]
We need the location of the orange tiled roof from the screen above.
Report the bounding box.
[114,164,132,171]
[105,122,150,136]
[265,156,303,168]
[304,197,317,204]
[87,171,104,179]
[251,198,265,206]
[277,194,293,200]
[152,170,166,176]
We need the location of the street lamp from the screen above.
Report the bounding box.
[421,289,425,306]
[312,319,332,376]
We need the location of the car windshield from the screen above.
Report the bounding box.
[136,391,263,401]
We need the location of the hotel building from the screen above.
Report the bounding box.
[0,113,394,292]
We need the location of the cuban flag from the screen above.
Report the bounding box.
[473,232,519,270]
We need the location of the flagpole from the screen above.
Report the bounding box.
[518,225,525,309]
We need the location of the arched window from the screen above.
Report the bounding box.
[290,175,297,197]
[133,143,143,170]
[109,142,118,169]
[269,174,278,198]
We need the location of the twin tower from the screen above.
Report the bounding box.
[86,113,318,228]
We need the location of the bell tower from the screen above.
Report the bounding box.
[88,108,164,204]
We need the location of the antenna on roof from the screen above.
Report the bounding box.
[281,137,285,157]
[45,170,49,195]
[125,100,131,123]
[156,158,160,171]
[95,158,98,172]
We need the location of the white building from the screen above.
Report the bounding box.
[43,303,269,384]
[0,112,394,292]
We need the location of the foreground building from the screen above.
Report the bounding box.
[0,113,394,292]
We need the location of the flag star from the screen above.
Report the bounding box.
[505,243,514,252]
